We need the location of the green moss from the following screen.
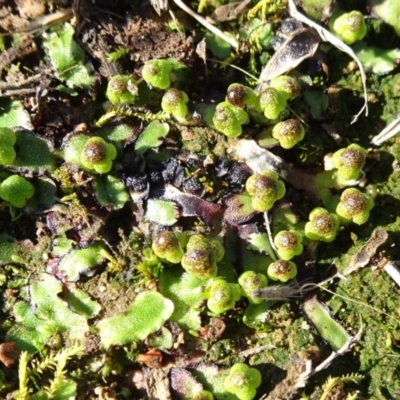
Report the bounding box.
[328,269,400,397]
[180,124,227,156]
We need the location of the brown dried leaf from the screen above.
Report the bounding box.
[260,28,321,81]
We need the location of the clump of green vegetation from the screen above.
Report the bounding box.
[336,188,374,225]
[0,175,34,208]
[181,234,224,280]
[267,260,297,282]
[80,137,117,173]
[271,119,305,149]
[332,144,367,180]
[213,101,249,138]
[245,170,286,212]
[106,74,138,104]
[15,344,83,399]
[142,58,173,89]
[224,363,262,400]
[305,207,340,243]
[206,279,241,314]
[273,230,303,260]
[1,0,400,398]
[330,10,367,45]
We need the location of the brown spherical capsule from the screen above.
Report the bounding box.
[275,231,298,250]
[249,174,277,193]
[314,213,336,234]
[109,77,127,95]
[153,231,177,252]
[83,141,107,163]
[340,190,367,214]
[340,147,365,169]
[226,84,247,108]
[272,119,305,149]
[268,259,297,282]
[272,260,291,274]
[163,88,185,106]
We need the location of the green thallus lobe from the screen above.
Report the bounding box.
[0,128,17,165]
[0,175,35,208]
[331,10,367,45]
[141,59,172,89]
[302,295,350,351]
